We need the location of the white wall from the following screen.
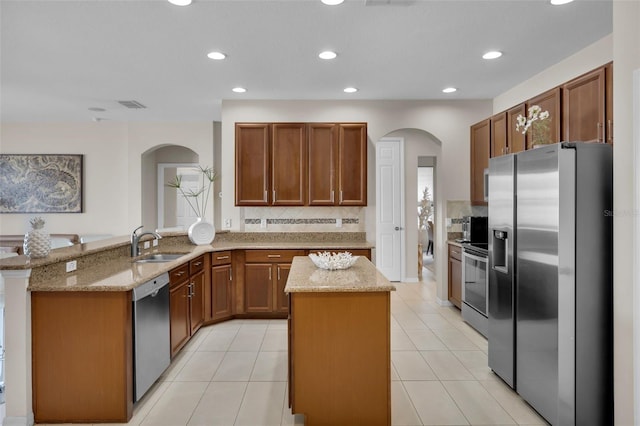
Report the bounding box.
[0,122,213,237]
[493,34,613,113]
[220,99,492,299]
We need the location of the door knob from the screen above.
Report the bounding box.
[395,226,404,231]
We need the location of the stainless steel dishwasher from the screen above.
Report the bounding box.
[132,272,170,402]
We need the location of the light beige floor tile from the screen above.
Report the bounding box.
[187,381,247,426]
[392,350,438,381]
[394,311,430,330]
[432,328,483,351]
[181,327,211,352]
[228,328,266,351]
[116,381,170,426]
[140,381,208,426]
[250,351,288,382]
[405,328,448,351]
[480,379,548,425]
[235,381,287,426]
[418,313,458,330]
[391,363,401,381]
[240,319,271,330]
[209,320,243,331]
[391,328,418,350]
[260,329,288,351]
[198,329,239,351]
[391,381,423,425]
[403,381,469,425]
[442,381,516,425]
[452,350,493,381]
[280,384,306,425]
[174,351,225,382]
[212,351,258,381]
[267,319,288,330]
[405,300,440,314]
[420,351,475,381]
[159,349,194,382]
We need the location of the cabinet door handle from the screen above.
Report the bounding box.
[277,266,281,281]
[264,190,268,202]
[267,254,281,258]
[340,190,343,203]
[229,268,233,281]
[331,190,335,203]
[597,122,604,143]
[273,190,276,202]
[269,268,272,281]
[607,119,613,143]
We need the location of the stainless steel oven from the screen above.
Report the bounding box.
[461,243,489,337]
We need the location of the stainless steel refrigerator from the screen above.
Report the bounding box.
[488,142,613,425]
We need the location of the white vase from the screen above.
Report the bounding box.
[24,225,51,258]
[188,218,215,245]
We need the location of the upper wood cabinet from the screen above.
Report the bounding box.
[470,119,490,206]
[236,122,367,207]
[490,112,507,158]
[235,123,270,206]
[562,67,606,143]
[506,103,526,154]
[308,123,338,205]
[527,87,562,148]
[337,124,368,206]
[271,123,307,206]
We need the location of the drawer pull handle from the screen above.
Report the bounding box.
[194,261,202,266]
[267,254,281,258]
[451,250,460,255]
[216,255,230,260]
[175,271,185,276]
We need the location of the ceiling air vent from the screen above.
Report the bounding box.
[118,100,147,109]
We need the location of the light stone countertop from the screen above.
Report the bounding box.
[0,232,374,292]
[285,256,395,293]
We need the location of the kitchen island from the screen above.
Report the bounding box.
[285,256,395,426]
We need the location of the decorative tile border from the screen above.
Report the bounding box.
[245,218,359,225]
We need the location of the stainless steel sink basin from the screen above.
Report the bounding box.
[134,253,185,263]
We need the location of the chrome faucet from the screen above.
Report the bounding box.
[130,225,162,257]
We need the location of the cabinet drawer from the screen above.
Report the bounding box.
[190,255,206,275]
[245,249,305,263]
[212,251,232,266]
[448,244,462,261]
[169,263,189,286]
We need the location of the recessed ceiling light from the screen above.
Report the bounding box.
[344,87,358,93]
[550,0,574,5]
[207,51,226,60]
[482,51,503,60]
[168,0,192,5]
[442,87,457,94]
[232,87,247,93]
[321,0,344,5]
[319,51,337,60]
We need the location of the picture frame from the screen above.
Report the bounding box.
[0,154,84,213]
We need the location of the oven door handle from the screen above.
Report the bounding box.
[462,251,487,263]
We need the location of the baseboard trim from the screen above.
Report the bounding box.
[436,297,453,307]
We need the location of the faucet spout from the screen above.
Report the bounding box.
[131,226,162,257]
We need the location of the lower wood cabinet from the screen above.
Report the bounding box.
[31,291,133,423]
[448,243,462,309]
[243,249,305,316]
[211,251,234,321]
[170,254,207,357]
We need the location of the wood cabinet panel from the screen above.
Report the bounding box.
[235,123,270,205]
[338,123,367,205]
[275,264,291,313]
[308,123,338,205]
[562,67,606,143]
[212,264,233,320]
[170,280,191,356]
[245,249,304,263]
[189,270,205,334]
[272,123,307,205]
[527,87,561,148]
[506,104,526,154]
[448,244,462,309]
[470,119,490,205]
[491,112,507,157]
[244,263,273,313]
[31,291,133,423]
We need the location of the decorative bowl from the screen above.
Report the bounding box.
[308,251,358,270]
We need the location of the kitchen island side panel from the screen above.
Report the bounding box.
[290,291,391,426]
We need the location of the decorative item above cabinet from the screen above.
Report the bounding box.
[235,122,367,207]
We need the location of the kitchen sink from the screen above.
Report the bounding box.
[134,253,185,263]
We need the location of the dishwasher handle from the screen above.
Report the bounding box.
[132,272,170,301]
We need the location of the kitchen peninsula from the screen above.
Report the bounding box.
[285,256,395,426]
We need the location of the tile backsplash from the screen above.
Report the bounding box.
[242,206,364,232]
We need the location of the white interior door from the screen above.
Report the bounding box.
[176,173,200,228]
[376,138,404,281]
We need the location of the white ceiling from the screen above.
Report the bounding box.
[0,0,612,122]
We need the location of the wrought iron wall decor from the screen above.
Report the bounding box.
[0,154,83,213]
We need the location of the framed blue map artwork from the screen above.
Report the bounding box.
[0,154,84,213]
